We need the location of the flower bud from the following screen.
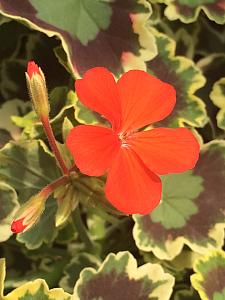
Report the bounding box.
[25,61,50,118]
[54,183,78,227]
[11,192,46,233]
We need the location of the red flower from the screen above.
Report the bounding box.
[66,68,199,214]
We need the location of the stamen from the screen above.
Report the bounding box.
[118,131,134,147]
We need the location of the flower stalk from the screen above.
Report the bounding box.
[41,115,69,175]
[11,61,79,234]
[26,61,69,175]
[11,175,70,233]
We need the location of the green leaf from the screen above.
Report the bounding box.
[151,171,202,229]
[31,0,112,45]
[0,0,157,77]
[0,15,10,26]
[210,77,225,130]
[54,46,74,76]
[161,0,225,24]
[168,248,202,271]
[170,26,199,58]
[0,99,31,140]
[0,258,71,299]
[74,98,99,125]
[60,253,101,294]
[191,250,225,300]
[73,90,107,125]
[16,198,58,250]
[74,251,175,300]
[5,279,71,300]
[56,222,77,245]
[133,141,225,260]
[0,182,19,222]
[174,289,201,300]
[48,87,73,120]
[4,256,68,291]
[213,289,225,300]
[87,212,107,241]
[196,19,225,56]
[196,54,225,135]
[147,29,207,128]
[62,117,74,143]
[0,181,19,242]
[12,87,77,140]
[0,139,60,201]
[0,139,61,248]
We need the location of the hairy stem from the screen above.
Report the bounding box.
[41,175,70,198]
[41,115,69,175]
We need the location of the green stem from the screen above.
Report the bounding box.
[41,115,69,175]
[208,118,216,140]
[72,205,94,251]
[91,207,119,224]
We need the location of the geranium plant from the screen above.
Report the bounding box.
[0,1,224,299]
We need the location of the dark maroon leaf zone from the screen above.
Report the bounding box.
[147,58,184,126]
[174,0,225,18]
[0,0,34,14]
[204,267,225,299]
[79,270,157,300]
[206,3,225,15]
[0,0,146,75]
[140,145,225,248]
[174,1,194,17]
[72,0,141,76]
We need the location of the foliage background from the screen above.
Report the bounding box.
[0,0,224,299]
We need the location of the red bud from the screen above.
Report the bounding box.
[11,217,28,233]
[27,61,41,79]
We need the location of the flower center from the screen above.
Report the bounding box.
[118,131,134,147]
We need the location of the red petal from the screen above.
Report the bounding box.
[117,70,176,132]
[27,61,41,78]
[66,125,120,176]
[129,127,200,175]
[75,68,121,131]
[105,147,162,214]
[11,217,27,233]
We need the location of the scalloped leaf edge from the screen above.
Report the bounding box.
[133,140,225,260]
